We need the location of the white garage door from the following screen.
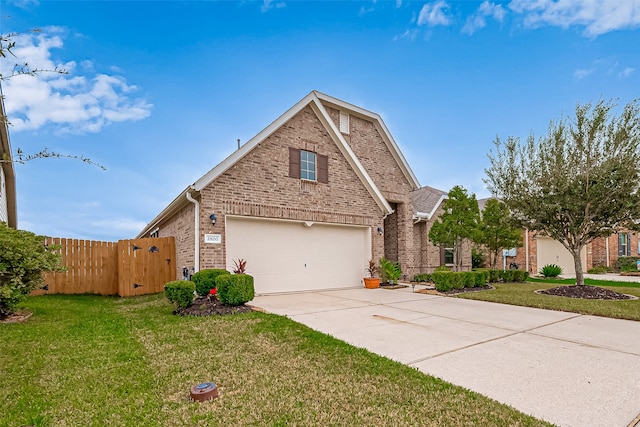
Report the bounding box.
[536,237,587,276]
[226,216,371,294]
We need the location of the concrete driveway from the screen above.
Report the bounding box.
[252,287,640,427]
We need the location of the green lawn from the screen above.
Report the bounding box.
[457,280,640,321]
[0,294,551,427]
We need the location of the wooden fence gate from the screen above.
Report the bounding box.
[39,236,175,297]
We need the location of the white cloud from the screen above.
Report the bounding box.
[0,29,152,133]
[619,67,635,78]
[573,68,593,79]
[418,1,452,26]
[261,0,286,13]
[462,1,507,35]
[509,0,640,37]
[90,219,148,233]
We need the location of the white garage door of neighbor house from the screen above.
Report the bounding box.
[226,216,371,294]
[536,237,587,276]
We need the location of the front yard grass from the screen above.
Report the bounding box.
[0,294,551,427]
[456,281,640,321]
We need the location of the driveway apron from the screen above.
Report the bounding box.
[252,287,640,427]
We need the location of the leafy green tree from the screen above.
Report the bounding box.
[477,199,522,269]
[428,185,480,271]
[485,99,640,286]
[0,222,65,318]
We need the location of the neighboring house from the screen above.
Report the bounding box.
[137,91,464,294]
[0,92,17,228]
[412,185,472,271]
[477,197,588,275]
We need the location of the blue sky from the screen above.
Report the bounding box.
[1,0,639,241]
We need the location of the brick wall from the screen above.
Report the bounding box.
[324,106,417,275]
[158,202,195,280]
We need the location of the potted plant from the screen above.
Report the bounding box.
[363,259,381,289]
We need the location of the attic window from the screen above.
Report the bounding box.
[289,148,328,183]
[339,111,350,134]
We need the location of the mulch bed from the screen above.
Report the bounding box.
[538,285,634,300]
[0,310,33,323]
[174,296,254,317]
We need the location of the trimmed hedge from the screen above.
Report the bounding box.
[618,256,640,273]
[164,280,195,309]
[413,273,432,283]
[216,274,255,306]
[192,268,230,296]
[474,270,489,287]
[433,271,453,292]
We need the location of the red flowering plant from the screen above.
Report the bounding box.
[208,287,217,301]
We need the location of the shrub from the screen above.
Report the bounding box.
[588,265,612,274]
[617,257,640,273]
[488,269,501,283]
[413,273,431,283]
[500,269,515,283]
[461,272,475,288]
[474,270,489,287]
[192,268,230,296]
[471,248,485,269]
[164,280,195,309]
[433,271,453,292]
[512,270,528,282]
[0,223,65,318]
[434,265,451,272]
[380,257,402,283]
[216,274,255,306]
[540,264,562,277]
[451,273,465,290]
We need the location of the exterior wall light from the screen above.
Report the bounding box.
[209,214,217,226]
[377,227,383,235]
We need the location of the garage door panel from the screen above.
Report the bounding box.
[536,237,587,276]
[226,217,370,294]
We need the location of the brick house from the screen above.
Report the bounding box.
[0,96,17,228]
[412,185,472,271]
[137,91,465,293]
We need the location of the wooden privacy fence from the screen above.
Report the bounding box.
[38,237,175,297]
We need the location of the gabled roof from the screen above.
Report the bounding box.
[137,91,420,238]
[0,88,17,228]
[412,185,447,221]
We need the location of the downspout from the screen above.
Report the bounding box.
[186,190,200,272]
[525,229,529,274]
[605,237,610,268]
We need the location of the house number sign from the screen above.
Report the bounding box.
[204,234,222,244]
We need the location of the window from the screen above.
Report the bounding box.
[289,148,328,183]
[618,233,631,256]
[445,248,454,264]
[300,150,316,181]
[440,246,454,265]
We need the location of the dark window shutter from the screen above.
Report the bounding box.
[439,245,445,265]
[317,154,328,183]
[289,148,300,179]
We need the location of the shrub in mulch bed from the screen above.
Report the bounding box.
[174,296,253,316]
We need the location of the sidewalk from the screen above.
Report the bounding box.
[252,287,640,427]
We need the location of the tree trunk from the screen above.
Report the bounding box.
[571,246,585,286]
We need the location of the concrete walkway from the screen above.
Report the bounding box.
[252,287,640,427]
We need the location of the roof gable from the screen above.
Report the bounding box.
[138,91,419,237]
[412,185,447,220]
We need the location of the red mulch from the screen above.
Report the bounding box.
[539,285,632,300]
[174,296,253,316]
